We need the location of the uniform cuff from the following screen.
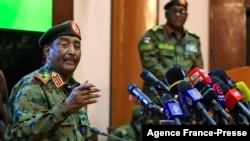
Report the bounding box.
[52,102,71,123]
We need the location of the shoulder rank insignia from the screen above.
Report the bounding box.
[151,25,163,32]
[34,72,51,85]
[51,72,64,88]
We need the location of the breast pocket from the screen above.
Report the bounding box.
[158,43,176,67]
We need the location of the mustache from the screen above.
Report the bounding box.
[64,56,77,62]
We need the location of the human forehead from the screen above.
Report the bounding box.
[54,36,81,43]
[168,5,187,10]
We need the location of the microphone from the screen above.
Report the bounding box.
[209,67,236,88]
[149,86,165,107]
[165,67,187,95]
[162,94,183,125]
[215,79,250,122]
[188,67,212,85]
[127,83,163,114]
[188,67,227,108]
[194,81,231,123]
[90,127,128,141]
[177,81,217,125]
[210,76,227,107]
[235,81,250,106]
[140,69,169,93]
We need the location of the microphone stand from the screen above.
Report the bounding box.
[90,127,128,141]
[104,133,128,141]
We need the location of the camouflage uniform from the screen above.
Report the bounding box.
[4,63,91,141]
[107,106,142,141]
[138,24,204,124]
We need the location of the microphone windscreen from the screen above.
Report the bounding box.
[165,67,186,94]
[140,69,150,80]
[129,95,141,105]
[165,67,186,85]
[209,67,228,80]
[194,81,207,91]
[162,94,173,104]
[236,81,250,102]
[217,81,230,93]
[177,81,193,95]
[210,76,222,83]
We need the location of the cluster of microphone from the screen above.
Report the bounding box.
[127,67,250,125]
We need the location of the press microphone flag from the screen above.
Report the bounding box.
[188,67,212,85]
[162,94,183,125]
[177,81,217,125]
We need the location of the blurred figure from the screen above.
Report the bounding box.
[137,0,204,124]
[107,106,142,141]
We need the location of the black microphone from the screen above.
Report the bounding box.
[177,81,217,125]
[162,94,183,125]
[164,67,192,121]
[90,127,128,141]
[140,69,169,93]
[194,81,231,123]
[127,83,163,114]
[210,76,227,108]
[209,67,236,88]
[165,67,187,95]
[149,86,165,107]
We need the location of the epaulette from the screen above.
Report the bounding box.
[34,72,51,85]
[151,25,163,32]
[187,31,200,39]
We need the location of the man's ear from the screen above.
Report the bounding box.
[43,45,50,57]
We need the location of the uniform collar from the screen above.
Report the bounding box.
[165,25,186,38]
[34,63,79,88]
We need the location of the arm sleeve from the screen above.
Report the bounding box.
[9,82,71,139]
[138,30,173,81]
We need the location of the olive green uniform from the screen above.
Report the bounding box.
[107,106,142,141]
[5,63,91,141]
[107,123,140,141]
[138,24,203,124]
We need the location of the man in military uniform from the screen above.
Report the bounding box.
[137,0,204,124]
[107,106,142,141]
[4,20,101,141]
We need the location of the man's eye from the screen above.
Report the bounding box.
[168,9,187,15]
[61,43,68,47]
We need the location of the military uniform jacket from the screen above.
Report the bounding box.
[107,123,140,141]
[5,63,91,141]
[138,24,203,105]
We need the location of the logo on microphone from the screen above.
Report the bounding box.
[183,88,203,107]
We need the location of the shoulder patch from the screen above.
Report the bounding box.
[187,31,200,39]
[151,25,163,32]
[34,72,51,85]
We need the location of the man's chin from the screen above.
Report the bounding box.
[63,66,77,73]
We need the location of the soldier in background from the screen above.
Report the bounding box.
[137,0,204,124]
[107,106,142,141]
